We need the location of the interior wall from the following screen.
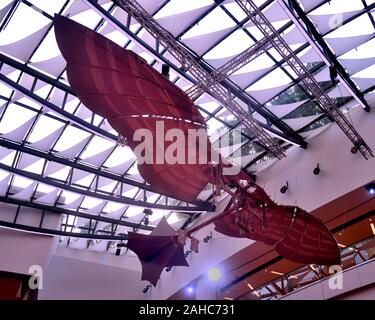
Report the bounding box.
[0,227,59,276]
[257,107,375,212]
[39,252,146,300]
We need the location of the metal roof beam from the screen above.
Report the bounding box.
[0,138,211,209]
[0,195,154,232]
[278,0,373,112]
[0,162,205,212]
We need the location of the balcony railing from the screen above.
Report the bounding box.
[237,235,375,300]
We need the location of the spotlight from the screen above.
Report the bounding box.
[144,216,149,226]
[186,286,195,295]
[143,208,153,215]
[365,182,375,195]
[115,242,126,256]
[184,250,192,258]
[161,64,170,79]
[142,284,152,293]
[280,182,288,194]
[351,146,358,154]
[207,268,221,282]
[313,163,320,176]
[166,266,172,272]
[203,232,213,243]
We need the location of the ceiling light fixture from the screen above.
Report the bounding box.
[313,163,321,175]
[207,268,221,282]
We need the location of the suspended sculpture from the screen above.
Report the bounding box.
[54,15,340,286]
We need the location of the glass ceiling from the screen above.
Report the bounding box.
[0,0,374,254]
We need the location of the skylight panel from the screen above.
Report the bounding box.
[0,82,14,97]
[70,7,102,29]
[245,25,265,41]
[204,29,255,59]
[63,98,80,114]
[80,197,103,211]
[97,180,117,193]
[103,30,129,47]
[247,67,291,91]
[122,187,138,198]
[21,157,45,175]
[325,15,374,38]
[16,97,42,111]
[233,53,275,75]
[155,0,213,19]
[352,64,375,78]
[312,0,364,15]
[223,2,248,21]
[340,38,375,59]
[12,175,34,190]
[124,205,142,218]
[34,83,53,99]
[103,146,134,168]
[31,28,61,63]
[182,7,235,39]
[4,69,21,82]
[0,103,36,135]
[60,190,82,205]
[148,209,167,223]
[74,173,95,188]
[47,166,70,181]
[0,3,50,45]
[206,117,227,137]
[0,149,16,166]
[53,126,91,153]
[27,0,66,16]
[36,184,57,195]
[126,162,140,175]
[199,100,220,113]
[80,136,115,159]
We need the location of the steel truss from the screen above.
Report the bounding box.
[234,0,373,159]
[114,0,286,159]
[87,0,307,149]
[277,0,373,113]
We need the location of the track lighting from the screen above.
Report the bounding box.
[313,163,320,176]
[280,182,288,194]
[351,146,358,154]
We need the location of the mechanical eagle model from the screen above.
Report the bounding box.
[54,15,340,286]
